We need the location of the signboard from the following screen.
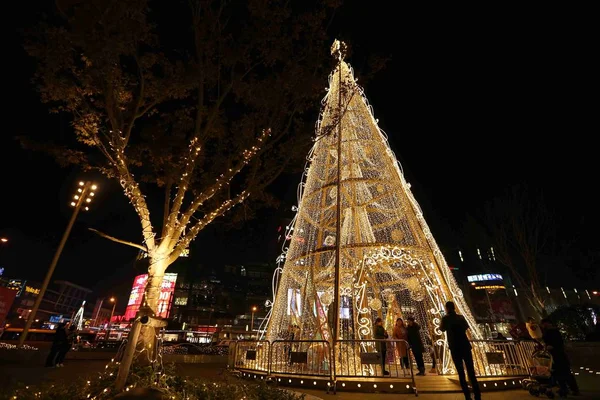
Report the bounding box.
[360,352,382,364]
[467,274,503,283]
[25,286,40,296]
[50,315,64,323]
[486,352,505,364]
[290,351,308,364]
[123,273,178,320]
[0,287,17,326]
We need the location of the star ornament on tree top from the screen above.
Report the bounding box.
[331,39,347,61]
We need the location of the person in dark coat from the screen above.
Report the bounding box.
[406,316,426,375]
[373,317,390,375]
[55,324,77,367]
[540,318,580,397]
[45,322,68,367]
[440,301,481,400]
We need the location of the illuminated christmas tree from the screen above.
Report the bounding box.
[263,40,482,374]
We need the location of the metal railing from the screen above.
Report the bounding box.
[471,340,533,377]
[230,338,536,381]
[334,339,415,381]
[270,339,332,379]
[231,340,270,372]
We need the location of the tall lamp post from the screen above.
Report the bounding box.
[251,306,257,333]
[107,297,117,338]
[18,181,98,347]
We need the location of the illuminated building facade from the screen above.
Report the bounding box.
[124,273,178,320]
[0,279,91,326]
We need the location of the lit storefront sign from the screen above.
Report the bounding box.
[474,285,505,290]
[467,274,503,282]
[6,280,41,297]
[25,286,40,295]
[124,273,178,320]
[0,287,17,326]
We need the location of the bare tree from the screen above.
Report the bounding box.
[23,0,342,351]
[465,185,555,317]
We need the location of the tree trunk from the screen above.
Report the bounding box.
[135,258,167,362]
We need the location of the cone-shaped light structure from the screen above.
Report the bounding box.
[264,40,481,374]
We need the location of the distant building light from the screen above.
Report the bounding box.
[474,285,505,290]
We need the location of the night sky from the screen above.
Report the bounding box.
[2,3,597,311]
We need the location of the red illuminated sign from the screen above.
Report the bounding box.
[0,287,17,326]
[124,273,178,320]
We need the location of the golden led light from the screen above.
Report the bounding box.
[260,44,483,378]
[90,192,95,197]
[70,202,76,206]
[91,184,97,190]
[74,195,79,200]
[79,181,84,186]
[78,188,82,193]
[85,207,89,211]
[86,198,91,203]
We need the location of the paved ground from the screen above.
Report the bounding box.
[1,358,598,399]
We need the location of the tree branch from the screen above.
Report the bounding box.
[89,228,147,252]
[112,144,157,252]
[162,180,172,237]
[168,128,271,249]
[123,53,146,145]
[168,190,250,264]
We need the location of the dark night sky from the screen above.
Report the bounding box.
[2,3,598,310]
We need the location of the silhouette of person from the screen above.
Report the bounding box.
[406,316,426,375]
[45,322,67,367]
[540,318,579,396]
[440,301,481,400]
[374,317,390,375]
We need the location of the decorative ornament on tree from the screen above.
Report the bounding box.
[368,297,382,311]
[320,291,333,307]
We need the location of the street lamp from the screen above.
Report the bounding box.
[0,237,7,259]
[251,306,257,333]
[18,181,98,347]
[107,297,117,338]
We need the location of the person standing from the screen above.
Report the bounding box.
[374,317,390,375]
[440,301,481,400]
[406,316,426,375]
[392,318,409,368]
[55,324,77,367]
[45,322,68,367]
[540,318,580,397]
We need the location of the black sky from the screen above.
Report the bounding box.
[2,2,598,308]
